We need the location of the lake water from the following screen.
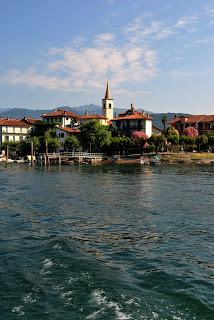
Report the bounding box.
[0,163,213,319]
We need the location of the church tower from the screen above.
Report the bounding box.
[102,80,114,121]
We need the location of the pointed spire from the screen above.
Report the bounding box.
[104,80,112,99]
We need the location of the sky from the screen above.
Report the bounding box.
[0,0,214,113]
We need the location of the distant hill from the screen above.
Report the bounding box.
[0,105,189,129]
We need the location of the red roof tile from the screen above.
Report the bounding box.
[80,114,107,120]
[112,113,151,121]
[57,126,80,133]
[170,115,214,124]
[0,118,31,127]
[42,109,80,118]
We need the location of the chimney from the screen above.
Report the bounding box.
[146,112,149,118]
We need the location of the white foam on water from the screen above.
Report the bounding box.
[91,289,132,320]
[86,308,104,319]
[22,292,37,304]
[42,258,53,269]
[40,258,53,275]
[12,305,25,316]
[67,275,78,284]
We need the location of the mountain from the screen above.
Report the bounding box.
[0,105,188,129]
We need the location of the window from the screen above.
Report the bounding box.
[103,103,106,109]
[109,103,111,109]
[13,136,16,142]
[59,133,64,138]
[20,127,23,133]
[13,127,15,133]
[5,135,9,142]
[19,136,23,141]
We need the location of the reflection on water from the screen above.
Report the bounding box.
[0,163,214,319]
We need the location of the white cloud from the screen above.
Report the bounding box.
[175,16,198,29]
[0,13,202,95]
[124,17,175,43]
[0,69,71,91]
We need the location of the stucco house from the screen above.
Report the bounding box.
[169,115,214,135]
[111,104,153,137]
[56,126,80,152]
[42,109,80,127]
[0,118,32,149]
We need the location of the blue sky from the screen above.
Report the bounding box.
[0,0,214,113]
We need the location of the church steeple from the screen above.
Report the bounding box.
[102,80,114,121]
[104,80,112,99]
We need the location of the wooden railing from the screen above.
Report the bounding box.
[40,152,103,159]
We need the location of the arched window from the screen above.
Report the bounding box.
[109,103,112,109]
[103,103,106,109]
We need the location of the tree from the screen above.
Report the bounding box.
[18,136,40,157]
[148,134,165,154]
[161,114,168,131]
[64,135,80,151]
[196,135,208,152]
[184,126,199,137]
[132,131,148,154]
[79,120,111,152]
[109,136,133,155]
[165,126,179,137]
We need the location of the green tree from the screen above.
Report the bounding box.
[79,120,112,152]
[108,136,133,155]
[18,136,40,157]
[161,114,168,131]
[64,135,80,151]
[196,135,208,152]
[148,134,165,154]
[165,126,179,137]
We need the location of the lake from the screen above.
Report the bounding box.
[0,163,213,319]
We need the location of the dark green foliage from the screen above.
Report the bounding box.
[64,136,80,151]
[79,120,111,152]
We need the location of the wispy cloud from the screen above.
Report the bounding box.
[0,13,203,94]
[1,30,158,92]
[175,16,198,30]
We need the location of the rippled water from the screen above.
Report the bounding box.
[0,163,214,319]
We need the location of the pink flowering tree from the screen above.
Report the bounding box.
[132,131,148,154]
[184,126,199,137]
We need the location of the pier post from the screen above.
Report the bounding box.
[6,144,9,164]
[31,141,34,165]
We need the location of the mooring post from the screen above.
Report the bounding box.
[31,141,34,165]
[6,144,9,164]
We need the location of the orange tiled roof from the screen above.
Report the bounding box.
[42,109,80,118]
[80,114,107,120]
[112,113,151,121]
[0,118,31,127]
[57,126,80,133]
[170,115,214,124]
[23,118,42,125]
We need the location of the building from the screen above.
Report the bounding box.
[56,126,80,151]
[79,113,108,126]
[0,118,32,149]
[169,115,214,135]
[152,124,162,135]
[42,109,80,127]
[111,104,153,137]
[102,80,114,121]
[80,81,114,126]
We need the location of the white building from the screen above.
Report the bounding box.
[42,109,80,127]
[56,126,80,152]
[111,104,153,137]
[0,118,32,149]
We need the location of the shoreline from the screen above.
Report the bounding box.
[1,152,214,166]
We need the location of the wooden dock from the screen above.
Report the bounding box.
[39,152,103,166]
